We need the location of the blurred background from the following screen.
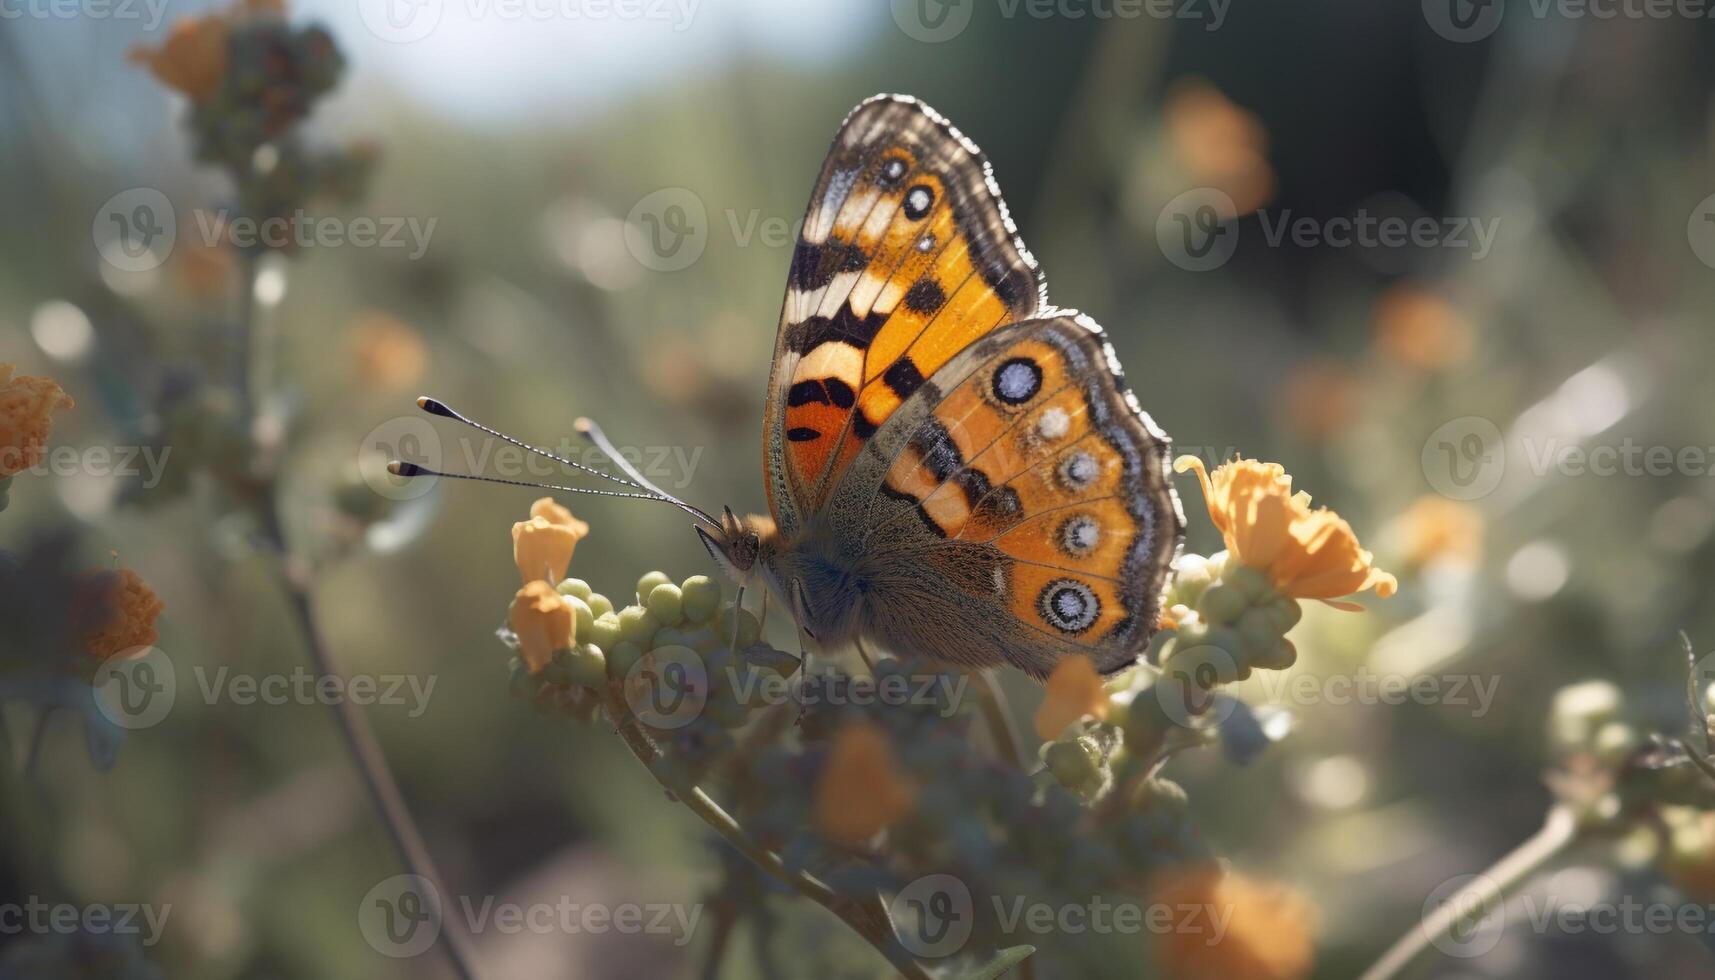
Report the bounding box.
[4,0,1715,977]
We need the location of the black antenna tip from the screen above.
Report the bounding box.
[416,396,455,418]
[389,460,430,478]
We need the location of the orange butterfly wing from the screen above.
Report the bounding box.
[845,314,1184,674]
[762,95,1043,536]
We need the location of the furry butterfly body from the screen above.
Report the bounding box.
[700,95,1185,680]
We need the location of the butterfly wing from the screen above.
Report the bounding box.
[763,94,1044,537]
[830,313,1184,678]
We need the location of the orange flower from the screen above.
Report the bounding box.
[0,363,75,479]
[1034,656,1109,740]
[129,16,229,101]
[1373,285,1473,373]
[1276,359,1361,443]
[349,312,428,391]
[1175,457,1397,607]
[77,568,165,661]
[813,721,916,844]
[1152,867,1317,980]
[511,498,589,585]
[509,581,573,674]
[1165,78,1276,216]
[1386,495,1483,568]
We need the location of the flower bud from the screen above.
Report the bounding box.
[1198,584,1247,626]
[636,570,672,604]
[556,577,593,601]
[585,613,622,652]
[587,592,614,618]
[617,605,661,648]
[564,595,595,641]
[1042,735,1108,801]
[563,642,607,689]
[606,640,644,679]
[681,575,722,623]
[509,581,573,674]
[646,583,684,626]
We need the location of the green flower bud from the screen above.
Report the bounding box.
[543,647,577,687]
[607,640,644,679]
[637,570,672,604]
[508,656,542,698]
[1236,607,1281,649]
[1168,554,1216,609]
[1263,596,1302,634]
[1224,564,1273,602]
[681,574,723,624]
[1548,680,1624,751]
[1251,637,1297,671]
[647,583,685,626]
[587,592,614,618]
[1198,584,1247,626]
[617,606,662,648]
[565,595,596,642]
[1593,721,1640,766]
[1042,736,1108,801]
[653,627,689,650]
[586,614,623,651]
[556,578,593,601]
[564,643,608,688]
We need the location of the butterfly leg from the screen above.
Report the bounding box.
[728,584,746,651]
[854,635,877,675]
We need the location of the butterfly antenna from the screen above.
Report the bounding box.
[573,416,720,529]
[387,461,718,523]
[414,396,652,493]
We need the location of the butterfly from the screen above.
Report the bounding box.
[400,95,1184,680]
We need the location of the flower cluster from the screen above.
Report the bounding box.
[0,363,75,503]
[491,481,1349,978]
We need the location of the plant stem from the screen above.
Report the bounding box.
[233,255,480,980]
[600,685,932,980]
[971,669,1027,771]
[1357,805,1581,980]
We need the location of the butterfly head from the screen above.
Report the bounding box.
[696,506,779,585]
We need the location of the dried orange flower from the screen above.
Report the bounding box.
[512,497,589,585]
[78,568,165,662]
[1373,285,1473,373]
[1175,457,1397,607]
[813,720,916,845]
[1386,495,1483,568]
[0,363,75,479]
[129,16,229,101]
[1152,868,1317,980]
[509,580,573,674]
[349,311,428,390]
[1034,655,1109,741]
[1165,78,1276,216]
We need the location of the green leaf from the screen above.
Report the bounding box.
[952,945,1036,980]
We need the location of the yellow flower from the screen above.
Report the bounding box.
[813,720,916,844]
[1152,868,1317,980]
[1034,655,1109,740]
[128,15,229,101]
[509,580,573,675]
[1386,495,1483,568]
[0,364,75,479]
[76,568,165,662]
[511,497,589,585]
[1175,457,1397,607]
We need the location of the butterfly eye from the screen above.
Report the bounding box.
[1056,451,1100,491]
[1057,514,1100,558]
[879,156,909,187]
[1038,579,1100,634]
[992,357,1043,405]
